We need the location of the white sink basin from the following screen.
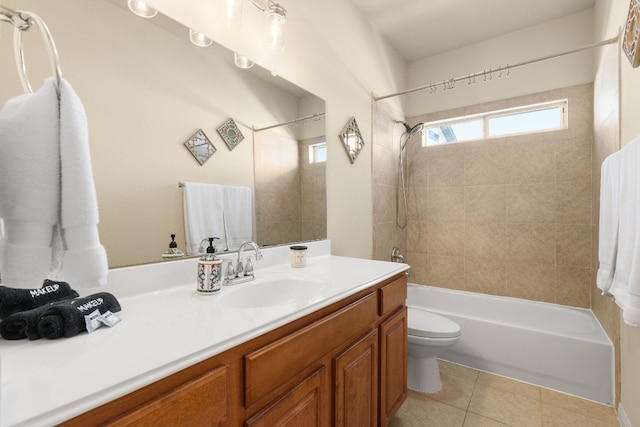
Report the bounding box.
[218,273,330,308]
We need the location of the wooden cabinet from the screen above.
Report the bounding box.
[61,273,407,427]
[245,367,329,427]
[379,307,407,427]
[109,366,229,427]
[334,329,379,427]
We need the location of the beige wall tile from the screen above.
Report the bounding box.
[428,148,464,187]
[556,181,592,224]
[465,185,506,222]
[406,251,429,284]
[556,224,591,267]
[407,220,429,254]
[507,223,556,264]
[506,140,556,184]
[466,222,506,260]
[556,266,591,307]
[556,137,592,182]
[428,186,464,222]
[506,261,555,303]
[507,183,556,223]
[428,255,464,288]
[464,142,507,185]
[428,221,465,256]
[373,183,395,222]
[465,257,506,295]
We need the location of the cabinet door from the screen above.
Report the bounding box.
[334,329,379,427]
[109,366,229,426]
[245,367,329,427]
[379,307,407,427]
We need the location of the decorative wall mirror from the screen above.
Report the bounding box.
[183,129,216,165]
[339,116,364,164]
[623,0,640,67]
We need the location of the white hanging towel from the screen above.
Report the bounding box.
[223,186,253,251]
[182,182,225,255]
[0,78,108,288]
[608,135,640,326]
[596,151,621,295]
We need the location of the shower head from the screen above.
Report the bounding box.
[403,122,424,137]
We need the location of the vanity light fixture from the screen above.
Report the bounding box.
[266,2,286,54]
[189,29,213,47]
[127,0,157,18]
[225,0,243,28]
[234,52,255,69]
[248,0,287,54]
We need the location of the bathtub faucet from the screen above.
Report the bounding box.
[391,247,404,263]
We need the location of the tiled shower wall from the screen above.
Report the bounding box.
[373,100,406,262]
[254,130,326,246]
[402,84,594,308]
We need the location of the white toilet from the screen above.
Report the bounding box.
[407,307,461,393]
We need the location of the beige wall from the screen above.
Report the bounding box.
[403,85,594,307]
[594,0,640,423]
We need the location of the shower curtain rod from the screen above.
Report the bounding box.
[253,112,325,132]
[373,34,620,102]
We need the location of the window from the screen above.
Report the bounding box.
[309,142,327,164]
[423,99,567,147]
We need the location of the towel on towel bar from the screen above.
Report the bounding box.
[223,186,252,251]
[0,78,108,288]
[182,182,225,255]
[597,151,620,296]
[605,135,640,326]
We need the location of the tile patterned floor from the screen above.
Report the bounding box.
[389,360,619,427]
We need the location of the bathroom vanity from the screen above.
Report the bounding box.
[0,241,409,426]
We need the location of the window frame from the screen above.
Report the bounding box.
[422,99,568,146]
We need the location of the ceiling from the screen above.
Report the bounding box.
[348,0,597,62]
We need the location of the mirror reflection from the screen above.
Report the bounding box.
[254,113,326,247]
[0,0,326,267]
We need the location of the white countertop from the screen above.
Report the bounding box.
[0,241,409,426]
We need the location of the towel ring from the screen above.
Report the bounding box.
[12,11,62,94]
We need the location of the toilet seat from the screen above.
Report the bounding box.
[408,307,461,339]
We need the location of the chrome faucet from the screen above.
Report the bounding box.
[224,241,263,285]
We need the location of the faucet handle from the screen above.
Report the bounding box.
[244,257,254,276]
[223,259,236,279]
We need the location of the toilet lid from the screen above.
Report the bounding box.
[408,308,461,338]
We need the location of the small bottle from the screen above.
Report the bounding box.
[162,234,184,259]
[197,238,222,294]
[290,245,308,268]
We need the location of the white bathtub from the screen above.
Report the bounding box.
[407,284,614,405]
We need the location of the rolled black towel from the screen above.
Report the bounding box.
[0,280,79,320]
[37,292,121,340]
[0,304,52,340]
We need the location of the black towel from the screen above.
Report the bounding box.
[0,280,79,320]
[0,304,51,340]
[0,292,121,340]
[37,292,121,339]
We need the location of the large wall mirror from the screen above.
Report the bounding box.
[0,0,326,268]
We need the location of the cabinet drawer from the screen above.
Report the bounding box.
[245,292,377,406]
[378,274,407,316]
[109,366,228,426]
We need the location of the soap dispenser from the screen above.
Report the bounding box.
[162,234,184,259]
[197,237,222,294]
